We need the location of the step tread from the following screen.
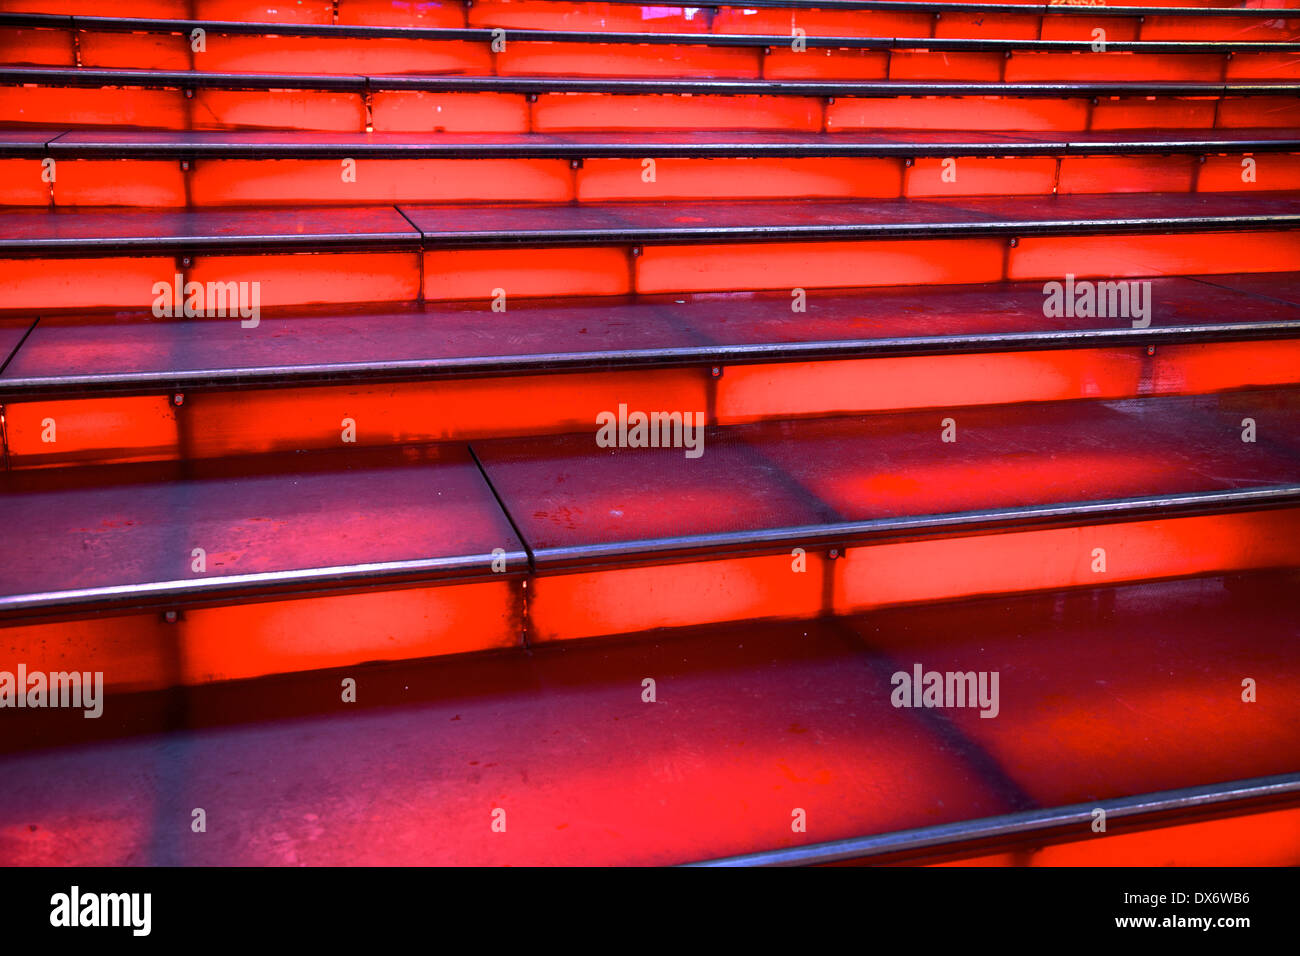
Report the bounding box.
[398,191,1300,243]
[6,193,1298,255]
[0,445,527,614]
[5,275,1300,394]
[0,205,420,253]
[472,388,1300,566]
[22,127,1300,158]
[6,64,1297,95]
[0,572,1295,865]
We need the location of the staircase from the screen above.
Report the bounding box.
[0,0,1298,866]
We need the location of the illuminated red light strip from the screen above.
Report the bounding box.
[4,85,1298,133]
[6,26,1300,81]
[3,153,1297,207]
[4,506,1298,690]
[4,340,1300,467]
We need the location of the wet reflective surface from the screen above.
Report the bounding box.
[0,572,1294,865]
[475,388,1300,558]
[8,275,1299,390]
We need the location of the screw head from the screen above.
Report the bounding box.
[173,393,184,406]
[711,366,722,378]
[829,548,840,559]
[164,610,178,623]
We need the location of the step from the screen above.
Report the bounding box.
[3,389,1298,689]
[4,276,1300,467]
[466,2,1300,46]
[2,0,1298,42]
[9,127,1300,205]
[0,571,1296,864]
[4,67,1298,132]
[0,443,530,689]
[467,388,1300,639]
[6,14,1300,81]
[0,195,1297,309]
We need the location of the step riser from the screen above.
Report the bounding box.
[8,86,1299,132]
[3,233,1297,309]
[5,507,1298,691]
[929,805,1300,867]
[6,340,1300,468]
[8,29,1300,82]
[8,153,1300,206]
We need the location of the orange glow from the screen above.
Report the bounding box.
[529,552,827,643]
[424,246,630,299]
[1058,155,1196,195]
[1218,96,1300,128]
[1007,53,1224,84]
[637,238,1007,294]
[888,52,1003,83]
[190,158,573,205]
[192,36,491,76]
[715,349,1148,423]
[534,93,824,133]
[836,508,1300,612]
[765,49,891,82]
[0,158,51,205]
[1009,231,1300,281]
[1198,154,1300,192]
[1041,16,1139,43]
[934,806,1300,866]
[77,31,189,71]
[55,159,188,207]
[0,85,185,129]
[1089,97,1218,131]
[829,97,1091,132]
[904,156,1057,198]
[578,157,903,202]
[0,256,174,310]
[498,43,761,79]
[180,368,710,457]
[4,395,179,468]
[192,90,367,132]
[370,90,530,133]
[181,579,520,684]
[0,26,75,67]
[0,580,520,691]
[190,252,421,306]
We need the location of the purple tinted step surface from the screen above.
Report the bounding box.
[0,316,33,370]
[400,192,1300,245]
[473,389,1300,563]
[8,275,1299,392]
[0,572,1294,865]
[845,571,1300,808]
[40,127,1300,157]
[0,206,420,254]
[0,445,525,613]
